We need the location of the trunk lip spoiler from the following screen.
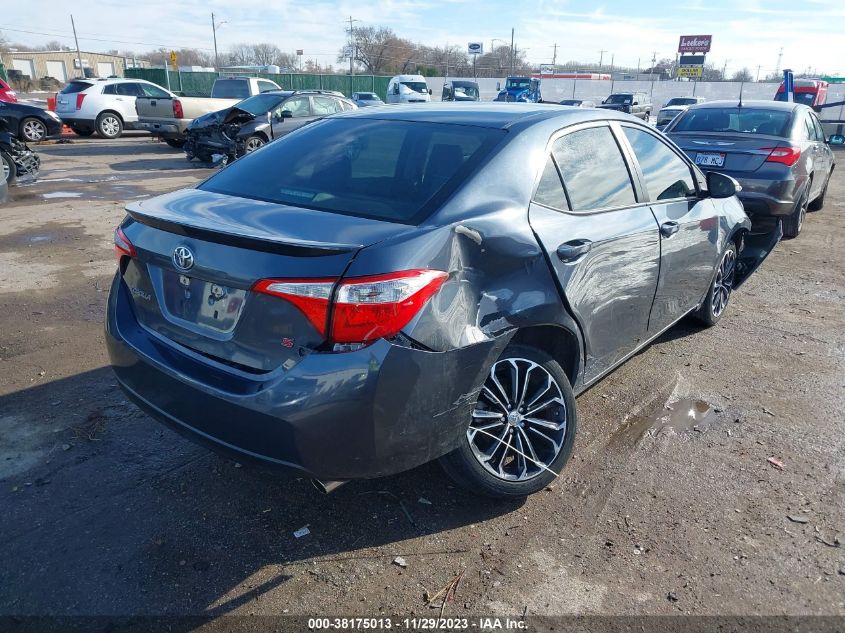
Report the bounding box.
[126,207,361,257]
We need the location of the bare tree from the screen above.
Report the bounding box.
[731,67,753,82]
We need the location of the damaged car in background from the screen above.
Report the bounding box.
[184,90,356,163]
[1,120,40,185]
[106,104,781,499]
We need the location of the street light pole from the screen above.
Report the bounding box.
[509,28,515,77]
[70,14,84,79]
[211,13,219,71]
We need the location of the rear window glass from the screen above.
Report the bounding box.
[60,82,92,95]
[212,79,250,99]
[672,108,792,136]
[200,119,506,224]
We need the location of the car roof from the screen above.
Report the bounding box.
[689,99,804,112]
[332,102,638,129]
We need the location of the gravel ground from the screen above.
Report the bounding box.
[0,136,843,625]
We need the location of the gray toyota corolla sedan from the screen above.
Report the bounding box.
[665,100,837,239]
[106,104,779,498]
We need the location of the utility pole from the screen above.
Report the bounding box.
[348,16,355,78]
[650,51,657,96]
[609,53,615,92]
[552,43,557,66]
[775,47,783,75]
[756,65,761,82]
[70,14,84,79]
[637,58,640,79]
[509,28,515,77]
[722,58,730,81]
[211,13,219,71]
[598,49,607,71]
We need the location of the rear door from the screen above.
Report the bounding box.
[528,123,662,383]
[619,123,719,330]
[113,82,144,122]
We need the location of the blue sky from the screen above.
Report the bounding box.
[2,0,842,76]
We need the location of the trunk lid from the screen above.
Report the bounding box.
[670,133,789,173]
[120,188,411,372]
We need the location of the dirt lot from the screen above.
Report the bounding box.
[1,136,843,626]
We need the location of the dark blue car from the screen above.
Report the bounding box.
[106,104,778,498]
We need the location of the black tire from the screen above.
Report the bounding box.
[808,172,830,211]
[439,343,577,499]
[20,117,48,142]
[783,186,809,239]
[71,127,95,137]
[164,138,185,149]
[694,242,737,327]
[244,135,266,153]
[96,112,123,139]
[1,151,16,185]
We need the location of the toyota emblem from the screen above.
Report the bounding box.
[172,245,195,271]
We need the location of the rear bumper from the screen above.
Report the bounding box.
[717,171,805,218]
[137,120,187,139]
[105,273,506,480]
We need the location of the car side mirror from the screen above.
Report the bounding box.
[828,134,844,146]
[707,171,742,199]
[280,110,293,119]
[428,88,432,95]
[633,101,639,105]
[496,82,501,91]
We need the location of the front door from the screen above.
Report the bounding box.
[528,123,662,383]
[618,124,720,331]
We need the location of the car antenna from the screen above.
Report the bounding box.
[738,82,745,108]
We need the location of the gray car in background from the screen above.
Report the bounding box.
[666,100,838,238]
[656,97,705,129]
[106,104,777,499]
[351,92,385,107]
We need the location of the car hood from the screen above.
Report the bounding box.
[597,103,628,110]
[189,106,257,130]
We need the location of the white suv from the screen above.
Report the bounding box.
[55,78,175,139]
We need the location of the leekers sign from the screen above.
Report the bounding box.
[678,35,712,53]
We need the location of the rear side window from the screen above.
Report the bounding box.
[811,114,826,141]
[623,127,696,200]
[200,119,506,224]
[60,81,92,95]
[552,126,636,211]
[533,157,568,210]
[312,96,343,115]
[211,79,250,99]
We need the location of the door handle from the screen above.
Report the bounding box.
[660,221,680,237]
[556,240,592,261]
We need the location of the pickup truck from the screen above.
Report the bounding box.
[135,76,282,147]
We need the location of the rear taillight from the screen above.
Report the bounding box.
[253,269,448,344]
[114,227,136,259]
[173,99,184,119]
[763,146,801,166]
[75,93,86,110]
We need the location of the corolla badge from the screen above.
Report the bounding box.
[173,245,194,271]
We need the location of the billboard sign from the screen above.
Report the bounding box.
[679,54,706,66]
[677,66,704,78]
[678,35,712,53]
[468,42,483,55]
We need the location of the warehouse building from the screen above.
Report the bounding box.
[0,50,149,83]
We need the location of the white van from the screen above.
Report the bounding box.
[385,75,432,104]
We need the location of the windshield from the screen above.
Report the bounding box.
[774,92,816,107]
[559,100,581,106]
[358,93,379,100]
[666,98,698,106]
[200,119,506,224]
[233,93,286,115]
[454,85,479,99]
[400,81,428,93]
[605,94,633,104]
[672,107,792,136]
[505,78,530,90]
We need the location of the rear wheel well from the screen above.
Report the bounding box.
[98,109,124,123]
[510,326,580,386]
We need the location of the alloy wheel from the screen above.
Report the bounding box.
[468,358,568,481]
[22,119,46,141]
[245,137,265,153]
[711,248,736,318]
[797,191,808,232]
[100,116,120,137]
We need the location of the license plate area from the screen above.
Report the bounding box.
[159,268,246,333]
[695,152,726,167]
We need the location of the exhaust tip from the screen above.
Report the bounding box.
[311,478,348,494]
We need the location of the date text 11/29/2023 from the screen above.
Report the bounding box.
[307,617,528,630]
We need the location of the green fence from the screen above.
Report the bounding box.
[125,68,391,99]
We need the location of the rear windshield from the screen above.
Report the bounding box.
[774,92,816,107]
[605,94,633,104]
[666,98,698,106]
[672,107,792,136]
[60,81,93,95]
[200,118,506,224]
[212,79,250,99]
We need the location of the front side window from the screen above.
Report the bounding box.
[115,83,142,96]
[552,126,636,211]
[282,96,311,117]
[623,127,695,201]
